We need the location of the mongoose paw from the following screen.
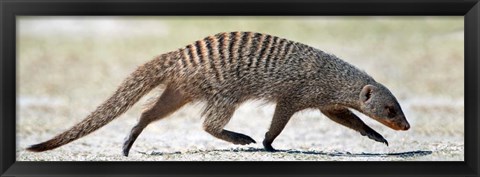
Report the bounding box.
[362,131,389,146]
[232,134,257,145]
[122,139,134,157]
[122,147,130,157]
[263,143,277,152]
[263,141,277,152]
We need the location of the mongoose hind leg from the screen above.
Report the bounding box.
[320,107,389,146]
[202,102,256,145]
[122,86,191,156]
[263,100,298,152]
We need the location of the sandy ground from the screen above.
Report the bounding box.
[16,94,464,161]
[15,17,464,161]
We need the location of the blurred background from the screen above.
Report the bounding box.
[17,16,464,161]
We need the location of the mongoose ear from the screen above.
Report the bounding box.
[360,85,376,103]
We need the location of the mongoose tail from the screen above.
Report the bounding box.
[26,54,173,152]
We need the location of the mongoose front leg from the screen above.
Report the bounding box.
[202,102,256,145]
[320,107,388,146]
[263,100,298,152]
[122,86,191,156]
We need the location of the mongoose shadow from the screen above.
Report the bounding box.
[27,31,411,157]
[144,147,432,158]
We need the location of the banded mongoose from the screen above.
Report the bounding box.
[27,31,410,156]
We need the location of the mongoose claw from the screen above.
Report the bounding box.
[362,130,389,146]
[376,137,389,146]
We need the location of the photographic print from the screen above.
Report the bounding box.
[16,16,464,161]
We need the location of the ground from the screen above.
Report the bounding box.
[16,16,464,161]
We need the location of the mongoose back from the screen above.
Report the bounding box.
[27,31,410,156]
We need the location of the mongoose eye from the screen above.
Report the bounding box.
[385,106,396,118]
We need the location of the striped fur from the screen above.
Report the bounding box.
[27,32,409,154]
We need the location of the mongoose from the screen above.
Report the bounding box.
[27,31,410,156]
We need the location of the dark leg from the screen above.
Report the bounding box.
[123,86,190,156]
[263,100,298,152]
[202,102,256,145]
[320,107,388,146]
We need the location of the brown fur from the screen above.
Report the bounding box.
[27,32,410,156]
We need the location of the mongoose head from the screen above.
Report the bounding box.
[358,84,410,131]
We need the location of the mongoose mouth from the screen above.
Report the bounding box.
[376,118,410,131]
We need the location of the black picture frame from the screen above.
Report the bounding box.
[1,0,479,176]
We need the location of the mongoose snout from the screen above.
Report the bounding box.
[376,116,410,131]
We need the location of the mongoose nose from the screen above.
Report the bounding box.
[403,123,410,130]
